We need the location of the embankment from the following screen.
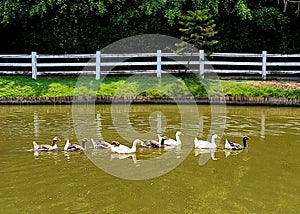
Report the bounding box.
[0,96,299,106]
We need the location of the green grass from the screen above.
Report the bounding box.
[220,81,300,98]
[0,76,299,99]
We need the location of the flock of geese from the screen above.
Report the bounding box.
[30,131,251,154]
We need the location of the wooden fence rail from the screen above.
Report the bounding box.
[0,50,299,80]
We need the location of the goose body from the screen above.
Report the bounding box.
[91,138,114,149]
[140,134,166,148]
[109,139,142,154]
[194,134,219,149]
[64,138,88,151]
[161,131,183,147]
[33,136,60,151]
[225,136,250,150]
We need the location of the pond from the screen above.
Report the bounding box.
[0,104,299,213]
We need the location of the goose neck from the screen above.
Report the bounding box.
[64,140,70,151]
[131,140,140,152]
[176,135,182,144]
[130,145,137,153]
[52,140,57,146]
[82,141,86,149]
[211,137,217,146]
[91,139,96,147]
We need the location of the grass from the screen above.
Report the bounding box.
[0,76,299,99]
[220,81,300,98]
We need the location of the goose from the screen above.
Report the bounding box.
[160,131,183,147]
[109,139,142,154]
[140,134,166,148]
[90,138,116,149]
[64,138,88,151]
[225,136,251,150]
[33,136,60,151]
[194,134,219,149]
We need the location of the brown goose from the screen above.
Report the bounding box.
[140,134,167,148]
[64,138,88,151]
[33,136,60,151]
[90,138,120,149]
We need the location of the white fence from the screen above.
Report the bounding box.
[0,50,299,79]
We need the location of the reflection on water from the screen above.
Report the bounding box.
[0,104,300,213]
[194,147,249,166]
[194,148,218,166]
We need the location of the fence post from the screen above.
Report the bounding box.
[157,50,162,78]
[262,51,267,80]
[31,52,37,79]
[96,51,101,80]
[199,50,205,79]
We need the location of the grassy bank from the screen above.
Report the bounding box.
[0,76,299,99]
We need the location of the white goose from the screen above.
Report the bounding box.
[194,134,219,149]
[160,131,183,147]
[109,139,142,154]
[225,136,251,150]
[33,136,60,151]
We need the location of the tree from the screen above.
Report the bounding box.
[178,9,218,53]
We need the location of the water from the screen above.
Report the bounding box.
[0,104,299,213]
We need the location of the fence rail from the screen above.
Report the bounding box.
[0,50,299,79]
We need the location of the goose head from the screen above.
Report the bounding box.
[212,134,220,140]
[176,131,183,137]
[242,136,251,148]
[52,136,61,146]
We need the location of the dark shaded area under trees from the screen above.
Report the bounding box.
[0,0,299,54]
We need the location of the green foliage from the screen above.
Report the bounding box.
[46,83,74,96]
[235,0,252,20]
[115,77,192,97]
[0,0,300,53]
[0,76,299,99]
[0,76,75,97]
[253,6,289,31]
[182,78,208,96]
[179,9,218,52]
[219,81,300,98]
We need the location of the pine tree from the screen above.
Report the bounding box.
[179,9,218,53]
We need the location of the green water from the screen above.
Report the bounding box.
[0,104,299,213]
